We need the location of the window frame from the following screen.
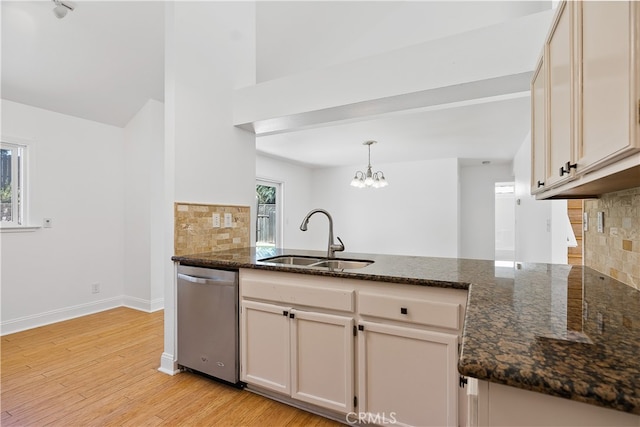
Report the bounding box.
[1,139,29,229]
[256,178,283,248]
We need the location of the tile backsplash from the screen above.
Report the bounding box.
[174,203,250,256]
[584,187,639,290]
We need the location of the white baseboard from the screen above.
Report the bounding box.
[0,297,122,335]
[158,352,179,375]
[123,296,165,313]
[1,295,166,336]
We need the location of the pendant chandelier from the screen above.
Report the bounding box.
[350,140,388,188]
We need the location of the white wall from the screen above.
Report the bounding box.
[513,133,567,264]
[304,159,460,257]
[459,163,514,260]
[161,1,256,374]
[1,100,126,333]
[123,99,164,312]
[257,2,551,82]
[171,3,255,205]
[256,154,313,250]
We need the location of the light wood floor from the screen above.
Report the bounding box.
[1,307,342,426]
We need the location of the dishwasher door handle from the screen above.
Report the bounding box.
[177,273,233,285]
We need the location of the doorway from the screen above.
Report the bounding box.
[256,180,281,248]
[495,182,515,262]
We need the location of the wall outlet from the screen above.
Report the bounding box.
[224,213,232,228]
[212,213,220,228]
[91,283,100,294]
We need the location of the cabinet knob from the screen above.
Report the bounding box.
[400,307,408,315]
[559,161,577,176]
[537,180,545,188]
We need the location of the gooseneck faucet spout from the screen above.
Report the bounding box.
[299,209,345,259]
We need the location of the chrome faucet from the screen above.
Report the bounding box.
[299,209,345,259]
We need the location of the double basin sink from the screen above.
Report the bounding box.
[259,255,374,270]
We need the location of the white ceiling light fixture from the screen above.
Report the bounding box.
[52,0,75,19]
[350,140,388,188]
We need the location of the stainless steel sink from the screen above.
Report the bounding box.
[259,255,374,270]
[310,259,373,269]
[259,255,324,266]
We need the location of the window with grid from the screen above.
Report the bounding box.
[1,141,27,226]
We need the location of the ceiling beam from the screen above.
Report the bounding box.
[234,10,553,136]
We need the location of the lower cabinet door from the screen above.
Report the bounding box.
[290,310,354,414]
[357,321,459,427]
[241,300,291,394]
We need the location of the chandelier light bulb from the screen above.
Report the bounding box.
[350,141,388,189]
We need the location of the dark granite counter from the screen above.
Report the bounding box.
[172,247,640,416]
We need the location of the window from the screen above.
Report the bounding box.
[256,180,282,247]
[1,141,27,226]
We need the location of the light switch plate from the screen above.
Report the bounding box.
[212,213,220,228]
[224,213,232,228]
[583,212,588,231]
[597,212,604,233]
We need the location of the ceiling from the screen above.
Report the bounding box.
[1,1,551,169]
[1,1,165,128]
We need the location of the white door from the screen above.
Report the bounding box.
[357,321,459,427]
[290,309,354,414]
[241,300,291,394]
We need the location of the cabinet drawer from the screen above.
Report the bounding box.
[359,291,461,330]
[242,279,355,312]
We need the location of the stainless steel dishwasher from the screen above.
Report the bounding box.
[177,265,242,387]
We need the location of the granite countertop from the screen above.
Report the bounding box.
[172,247,640,415]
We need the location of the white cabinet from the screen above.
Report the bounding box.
[577,0,640,173]
[241,300,291,394]
[239,269,468,425]
[357,321,459,427]
[531,55,547,194]
[241,300,355,413]
[356,288,464,427]
[291,310,354,413]
[240,271,356,415]
[545,0,577,189]
[532,0,640,199]
[471,380,640,426]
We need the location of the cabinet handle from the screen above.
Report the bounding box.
[289,313,295,319]
[559,161,577,176]
[537,180,545,188]
[282,310,288,317]
[400,307,408,315]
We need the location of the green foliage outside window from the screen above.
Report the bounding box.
[256,185,276,204]
[0,184,10,203]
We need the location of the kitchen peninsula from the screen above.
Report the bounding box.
[172,247,639,426]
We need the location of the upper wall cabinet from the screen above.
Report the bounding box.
[578,1,637,172]
[532,0,640,199]
[546,0,577,190]
[531,56,547,195]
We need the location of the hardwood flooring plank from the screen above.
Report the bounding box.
[1,307,342,426]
